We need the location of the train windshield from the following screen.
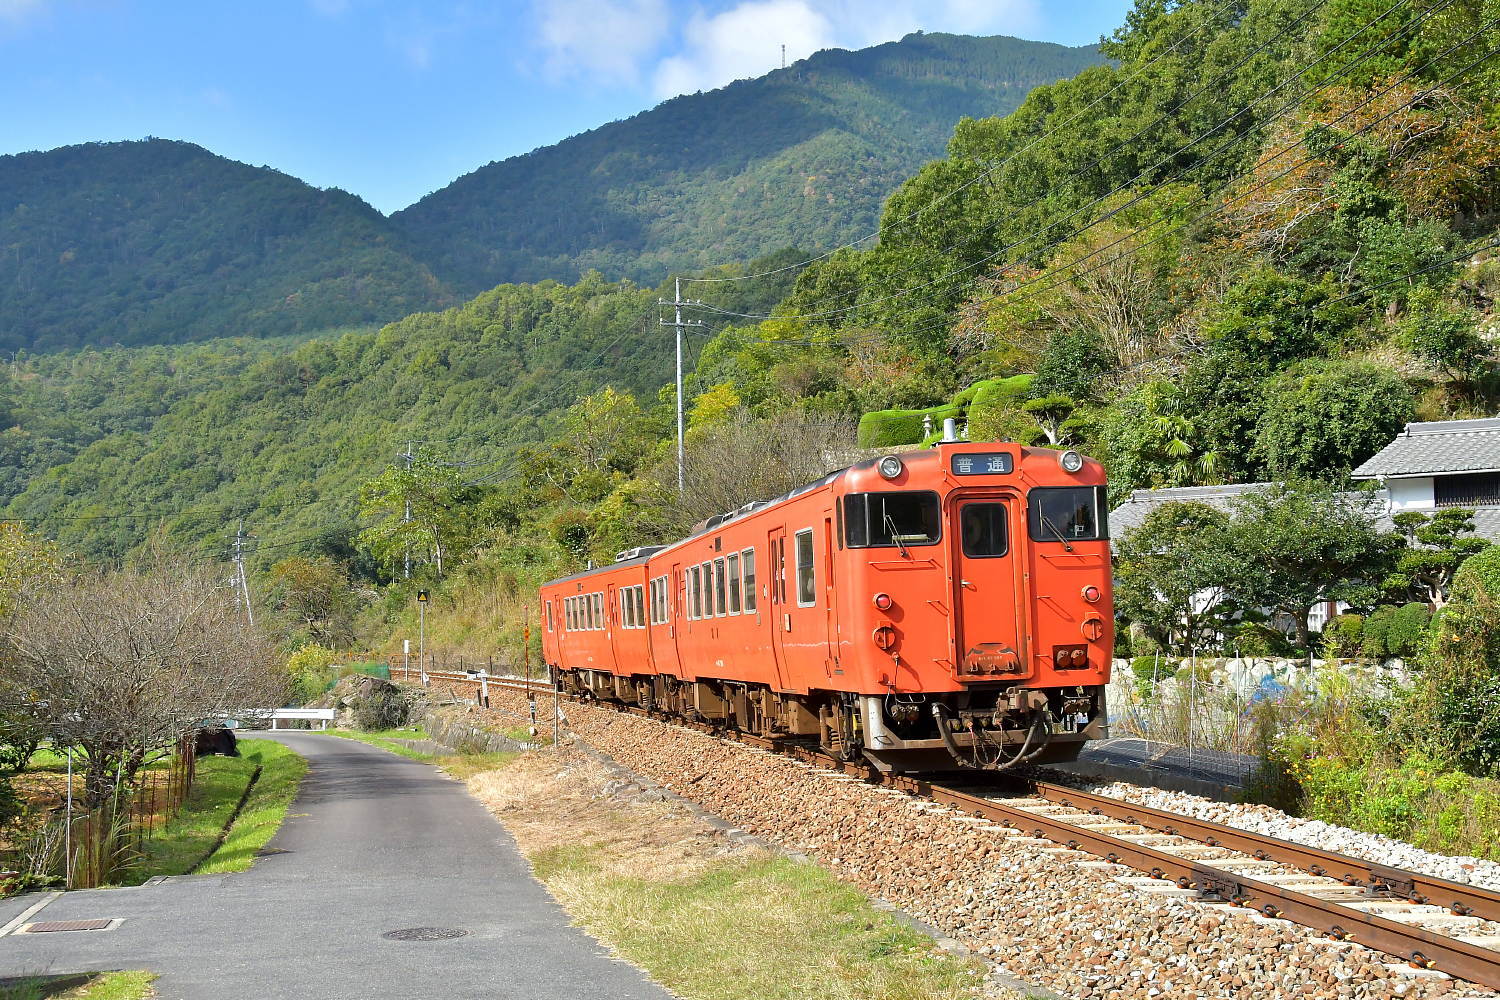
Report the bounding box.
[1028,486,1108,542]
[844,492,941,547]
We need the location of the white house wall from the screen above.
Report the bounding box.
[1386,477,1436,511]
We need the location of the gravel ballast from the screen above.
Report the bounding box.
[1071,777,1500,892]
[427,681,1496,999]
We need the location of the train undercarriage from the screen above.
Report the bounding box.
[553,667,1109,773]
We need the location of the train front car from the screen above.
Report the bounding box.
[836,442,1112,771]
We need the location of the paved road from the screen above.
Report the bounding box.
[0,733,675,1000]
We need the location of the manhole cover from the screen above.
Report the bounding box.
[23,919,113,933]
[382,927,469,941]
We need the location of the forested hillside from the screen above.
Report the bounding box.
[0,140,451,351]
[392,33,1102,292]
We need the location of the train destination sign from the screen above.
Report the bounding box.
[951,453,1013,476]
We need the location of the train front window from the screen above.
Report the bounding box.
[960,503,1009,558]
[1028,486,1108,542]
[844,492,941,548]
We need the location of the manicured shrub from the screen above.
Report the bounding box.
[1322,613,1365,657]
[855,404,959,448]
[1387,602,1432,659]
[1453,544,1500,602]
[1362,605,1397,658]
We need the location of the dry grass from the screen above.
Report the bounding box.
[468,752,999,1000]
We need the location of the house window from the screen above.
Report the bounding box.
[1436,472,1500,508]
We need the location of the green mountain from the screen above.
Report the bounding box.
[391,32,1102,293]
[0,139,452,352]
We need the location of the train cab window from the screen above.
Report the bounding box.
[713,558,727,616]
[960,503,1009,557]
[727,554,741,614]
[795,529,816,606]
[844,492,941,547]
[1028,486,1108,542]
[741,548,758,612]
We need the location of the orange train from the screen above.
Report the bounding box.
[539,435,1113,772]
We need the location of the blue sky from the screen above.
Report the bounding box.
[0,0,1131,213]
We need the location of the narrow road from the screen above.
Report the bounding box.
[0,733,675,1000]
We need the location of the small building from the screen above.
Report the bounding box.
[1351,417,1500,540]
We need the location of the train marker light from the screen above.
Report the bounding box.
[877,455,903,479]
[1082,585,1101,603]
[873,592,893,611]
[1059,450,1084,473]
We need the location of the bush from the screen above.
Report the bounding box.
[1453,545,1500,601]
[856,404,960,448]
[1322,613,1365,657]
[1232,621,1292,658]
[1387,602,1432,659]
[1033,329,1113,400]
[285,643,338,704]
[1129,655,1166,699]
[353,689,411,732]
[1362,605,1396,658]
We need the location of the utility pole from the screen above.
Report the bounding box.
[659,277,704,494]
[399,441,414,579]
[781,43,786,69]
[233,520,254,626]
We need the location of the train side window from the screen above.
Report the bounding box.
[727,553,741,614]
[690,565,702,620]
[619,590,631,628]
[633,585,645,628]
[564,598,571,631]
[591,593,602,630]
[795,529,815,607]
[546,601,554,632]
[713,558,727,616]
[741,549,757,612]
[961,503,1009,557]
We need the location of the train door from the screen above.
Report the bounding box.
[767,526,790,690]
[822,512,839,667]
[602,582,621,674]
[950,492,1026,681]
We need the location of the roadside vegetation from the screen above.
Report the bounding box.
[136,739,306,879]
[0,972,156,1000]
[469,752,991,1000]
[323,727,518,779]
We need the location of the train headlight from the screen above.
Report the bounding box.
[878,455,904,480]
[1059,450,1084,473]
[873,592,893,611]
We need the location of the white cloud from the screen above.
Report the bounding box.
[533,0,672,86]
[649,0,1042,99]
[652,0,831,97]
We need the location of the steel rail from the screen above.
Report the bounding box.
[1032,780,1500,922]
[397,666,1500,987]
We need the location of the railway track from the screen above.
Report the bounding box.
[399,665,1500,991]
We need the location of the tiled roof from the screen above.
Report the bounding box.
[1352,418,1500,479]
[1109,482,1500,542]
[1108,483,1272,536]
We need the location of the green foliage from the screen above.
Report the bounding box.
[395,34,1103,294]
[1113,501,1237,654]
[1032,329,1114,400]
[1399,289,1489,381]
[1251,359,1414,479]
[285,643,339,704]
[0,140,451,352]
[1322,613,1365,658]
[1454,543,1500,601]
[354,688,411,732]
[1384,508,1489,605]
[856,404,959,448]
[1203,269,1358,369]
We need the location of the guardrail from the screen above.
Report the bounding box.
[226,708,337,731]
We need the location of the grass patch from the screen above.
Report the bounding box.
[321,729,517,777]
[128,751,261,883]
[0,971,156,1000]
[470,755,990,1000]
[192,739,307,875]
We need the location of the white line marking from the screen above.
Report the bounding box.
[0,892,61,938]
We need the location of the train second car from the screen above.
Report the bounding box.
[539,439,1113,772]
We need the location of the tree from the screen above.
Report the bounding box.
[1384,508,1489,607]
[358,447,485,579]
[1251,358,1414,479]
[1113,502,1238,655]
[1223,481,1397,655]
[1022,394,1080,446]
[267,557,360,647]
[0,556,285,808]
